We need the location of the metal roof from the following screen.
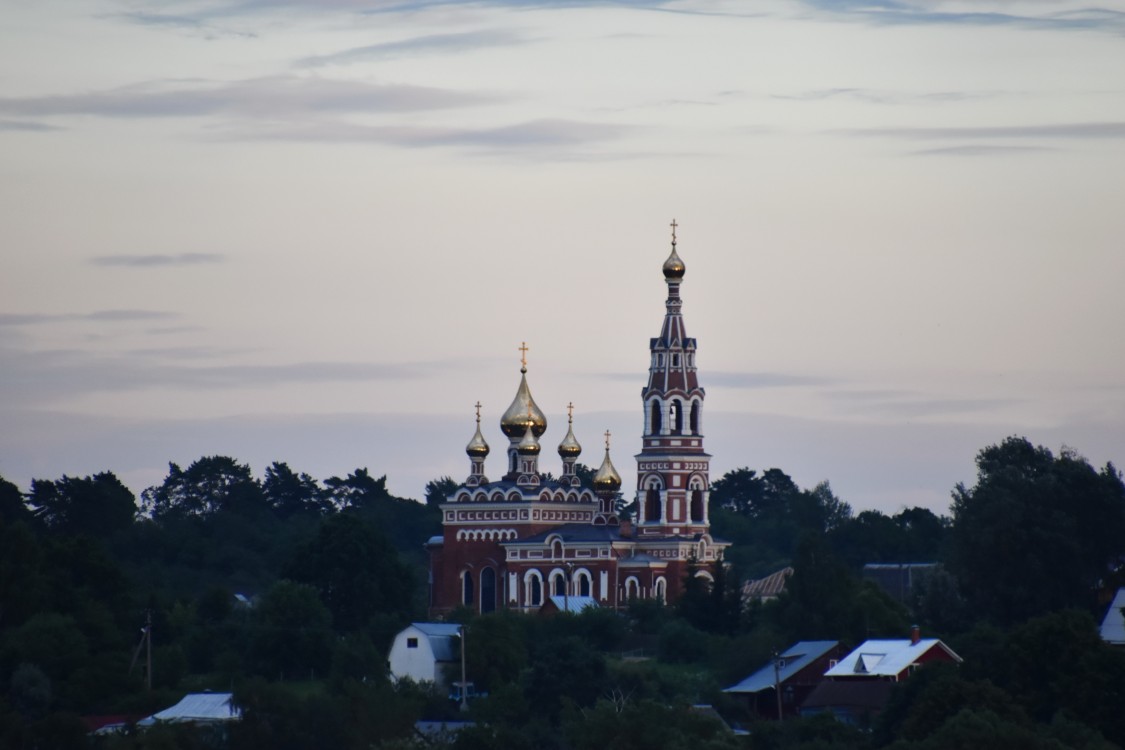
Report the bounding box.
[723,641,840,694]
[409,622,462,662]
[824,639,961,678]
[742,567,793,599]
[546,595,598,613]
[1101,588,1125,645]
[138,693,239,725]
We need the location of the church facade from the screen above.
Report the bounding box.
[426,226,728,616]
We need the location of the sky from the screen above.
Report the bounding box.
[2,0,1124,515]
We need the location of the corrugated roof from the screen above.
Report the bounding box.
[824,639,961,678]
[742,567,793,599]
[546,595,598,613]
[139,693,239,725]
[410,622,462,662]
[1101,588,1125,645]
[724,641,839,694]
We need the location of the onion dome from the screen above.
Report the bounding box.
[592,431,622,492]
[558,404,582,459]
[500,352,547,439]
[663,245,685,279]
[466,406,490,459]
[517,423,541,455]
[663,218,686,279]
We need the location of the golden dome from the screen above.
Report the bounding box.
[500,368,548,439]
[593,446,622,492]
[663,244,685,279]
[558,422,582,459]
[466,423,489,459]
[517,423,541,455]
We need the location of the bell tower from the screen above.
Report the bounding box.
[634,220,711,535]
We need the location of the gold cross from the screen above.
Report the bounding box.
[567,401,574,423]
[474,401,482,423]
[604,429,612,450]
[519,341,529,368]
[670,218,678,245]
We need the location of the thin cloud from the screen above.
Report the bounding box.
[774,88,996,105]
[909,145,1058,157]
[0,310,178,326]
[296,29,531,68]
[0,119,60,132]
[222,118,630,151]
[826,388,1023,418]
[799,0,1125,33]
[838,122,1125,140]
[0,76,498,121]
[91,253,225,267]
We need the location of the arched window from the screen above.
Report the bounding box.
[575,569,592,597]
[625,577,641,600]
[689,400,700,435]
[551,571,567,597]
[480,568,496,614]
[654,576,667,602]
[669,400,683,435]
[690,481,705,523]
[552,540,563,560]
[649,400,662,436]
[646,488,661,524]
[462,571,474,607]
[526,571,543,607]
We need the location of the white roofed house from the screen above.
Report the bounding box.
[388,623,462,687]
[801,627,962,726]
[1101,588,1125,646]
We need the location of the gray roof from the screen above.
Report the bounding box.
[724,641,839,694]
[138,693,239,725]
[546,595,598,613]
[1101,588,1125,645]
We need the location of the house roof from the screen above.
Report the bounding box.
[1101,588,1125,645]
[742,567,793,599]
[410,622,462,662]
[138,693,239,725]
[723,641,840,694]
[545,595,598,613]
[824,639,962,678]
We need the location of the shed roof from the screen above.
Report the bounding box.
[545,595,598,613]
[1101,588,1125,645]
[724,641,839,694]
[742,567,793,600]
[824,639,961,678]
[138,693,239,725]
[409,622,462,662]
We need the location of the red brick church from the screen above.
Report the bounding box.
[426,225,728,615]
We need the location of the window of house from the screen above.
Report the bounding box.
[407,638,418,649]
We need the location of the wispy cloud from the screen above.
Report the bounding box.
[826,388,1022,418]
[108,10,256,38]
[909,144,1058,157]
[799,0,1125,33]
[222,118,630,153]
[0,119,60,132]
[90,253,225,267]
[296,29,530,67]
[774,88,998,105]
[838,122,1125,140]
[0,76,498,120]
[0,310,178,326]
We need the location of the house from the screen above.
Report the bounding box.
[538,595,599,616]
[388,623,462,686]
[741,567,793,604]
[800,628,962,725]
[1101,588,1125,646]
[723,641,843,719]
[137,692,240,726]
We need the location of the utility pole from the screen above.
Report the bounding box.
[773,652,783,721]
[564,562,574,614]
[130,610,153,691]
[459,624,469,713]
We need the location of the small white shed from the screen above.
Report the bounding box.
[388,622,461,686]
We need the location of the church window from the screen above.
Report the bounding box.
[672,353,680,367]
[645,487,661,523]
[552,540,563,559]
[690,489,704,523]
[528,574,543,607]
[654,577,667,602]
[551,572,566,597]
[689,401,700,435]
[576,570,592,597]
[669,400,683,435]
[649,400,662,436]
[462,571,474,607]
[481,568,497,614]
[625,577,641,600]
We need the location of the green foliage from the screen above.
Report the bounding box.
[425,476,459,506]
[0,473,30,524]
[28,472,137,537]
[950,437,1125,624]
[563,697,741,750]
[141,457,265,519]
[250,581,333,680]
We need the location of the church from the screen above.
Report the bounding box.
[426,225,728,615]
